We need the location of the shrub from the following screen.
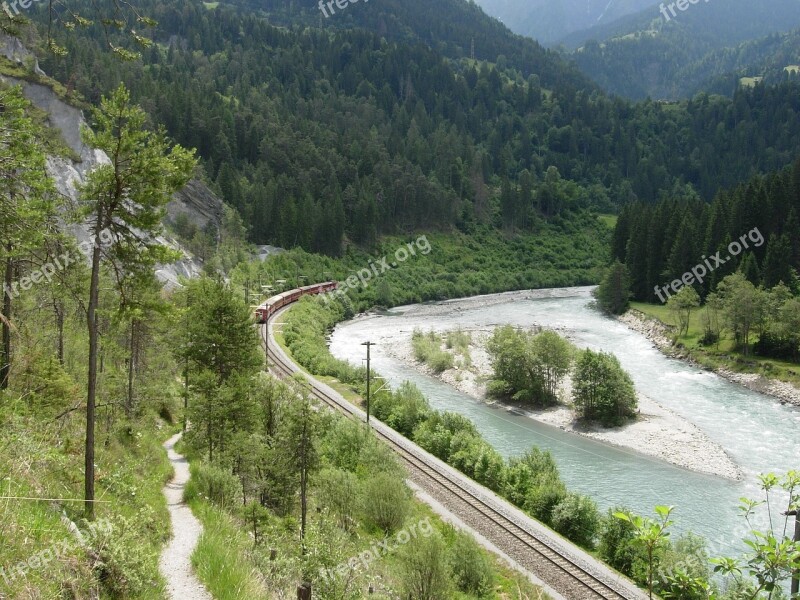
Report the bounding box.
[185,462,240,509]
[448,531,494,597]
[87,515,157,597]
[524,472,567,525]
[551,493,601,549]
[361,472,411,533]
[398,532,453,600]
[314,468,361,531]
[599,507,640,575]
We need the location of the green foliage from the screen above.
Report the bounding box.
[371,381,433,438]
[184,462,241,509]
[412,329,455,373]
[282,297,363,385]
[615,505,675,599]
[550,493,601,549]
[398,531,454,600]
[487,325,574,407]
[361,472,412,534]
[448,530,495,597]
[667,286,701,338]
[86,514,159,597]
[599,507,645,575]
[314,468,360,531]
[615,159,800,307]
[596,260,632,315]
[573,348,638,426]
[180,277,262,384]
[40,0,800,254]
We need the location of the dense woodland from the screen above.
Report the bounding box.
[613,157,800,303]
[26,0,800,255]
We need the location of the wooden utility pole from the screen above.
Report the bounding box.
[788,509,799,596]
[361,341,375,426]
[264,305,271,370]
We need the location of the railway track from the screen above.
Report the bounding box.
[262,310,648,600]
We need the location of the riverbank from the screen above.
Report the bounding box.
[618,310,800,408]
[370,295,741,481]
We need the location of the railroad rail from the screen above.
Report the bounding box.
[263,301,648,600]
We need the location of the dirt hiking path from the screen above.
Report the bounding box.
[159,432,213,600]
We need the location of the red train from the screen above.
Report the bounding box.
[254,281,338,324]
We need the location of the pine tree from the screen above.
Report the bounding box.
[762,234,794,290]
[0,86,55,391]
[77,84,196,518]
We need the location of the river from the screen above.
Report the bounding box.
[329,287,800,557]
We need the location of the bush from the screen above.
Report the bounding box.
[599,507,640,575]
[551,493,601,549]
[398,532,453,600]
[185,462,240,509]
[361,472,411,533]
[524,472,567,524]
[412,329,455,373]
[87,515,157,597]
[315,468,361,531]
[448,531,494,597]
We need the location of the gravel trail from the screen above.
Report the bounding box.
[159,433,212,600]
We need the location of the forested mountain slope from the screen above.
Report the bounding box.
[565,0,800,99]
[474,0,653,45]
[29,0,800,256]
[613,158,800,303]
[231,0,591,90]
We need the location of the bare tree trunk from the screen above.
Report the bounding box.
[85,225,103,521]
[1,253,12,390]
[126,319,136,415]
[54,298,64,366]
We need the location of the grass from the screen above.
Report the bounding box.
[412,329,455,373]
[630,301,800,387]
[0,407,174,599]
[740,76,764,88]
[190,499,270,599]
[597,214,618,229]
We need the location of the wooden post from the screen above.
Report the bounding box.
[790,510,799,597]
[361,341,374,426]
[297,582,311,600]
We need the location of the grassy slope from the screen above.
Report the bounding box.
[630,301,800,388]
[0,405,175,599]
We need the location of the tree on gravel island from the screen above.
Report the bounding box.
[573,349,637,426]
[77,83,196,519]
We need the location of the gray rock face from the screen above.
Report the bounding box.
[0,33,45,75]
[1,35,226,287]
[167,179,224,233]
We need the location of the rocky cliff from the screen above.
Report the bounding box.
[0,34,226,288]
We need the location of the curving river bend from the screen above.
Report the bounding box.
[329,287,800,557]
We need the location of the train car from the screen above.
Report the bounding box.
[254,281,339,323]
